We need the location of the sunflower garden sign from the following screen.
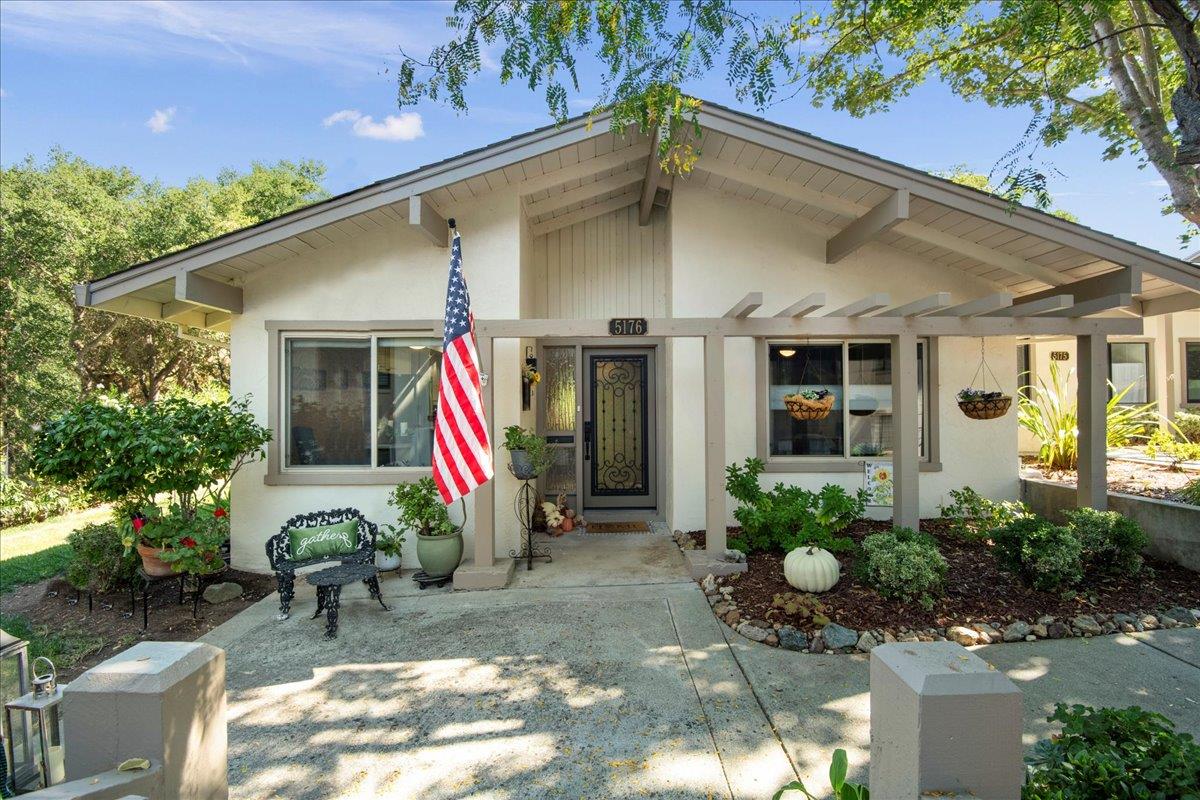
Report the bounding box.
[864,461,893,506]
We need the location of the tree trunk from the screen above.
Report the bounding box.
[1147,0,1200,164]
[1094,12,1200,225]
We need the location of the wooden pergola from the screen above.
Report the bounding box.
[456,275,1145,589]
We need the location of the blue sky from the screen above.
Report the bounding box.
[0,0,1185,256]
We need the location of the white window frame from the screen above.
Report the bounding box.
[755,337,940,472]
[266,326,442,485]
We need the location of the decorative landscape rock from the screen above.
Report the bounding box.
[777,626,807,651]
[202,582,243,604]
[723,549,746,564]
[948,626,982,646]
[971,623,1002,644]
[856,631,879,652]
[820,623,859,650]
[1072,615,1102,636]
[1002,621,1030,642]
[736,622,770,643]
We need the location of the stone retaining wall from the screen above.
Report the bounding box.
[1020,477,1200,572]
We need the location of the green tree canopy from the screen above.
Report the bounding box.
[397,0,1198,244]
[0,151,326,484]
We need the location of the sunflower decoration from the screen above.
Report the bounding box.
[521,362,541,384]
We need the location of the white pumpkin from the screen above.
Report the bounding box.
[783,546,840,593]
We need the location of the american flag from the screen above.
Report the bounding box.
[432,231,494,504]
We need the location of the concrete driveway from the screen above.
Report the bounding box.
[204,531,1200,799]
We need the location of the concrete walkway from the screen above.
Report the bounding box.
[204,531,1200,799]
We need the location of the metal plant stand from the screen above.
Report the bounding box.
[508,467,551,570]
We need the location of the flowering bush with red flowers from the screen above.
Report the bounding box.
[159,506,229,575]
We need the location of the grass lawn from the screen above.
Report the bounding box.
[1,504,109,594]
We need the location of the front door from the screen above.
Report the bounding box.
[582,348,657,510]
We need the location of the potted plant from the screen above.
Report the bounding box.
[956,387,1011,420]
[388,477,462,578]
[159,505,229,577]
[501,425,553,479]
[782,388,835,421]
[376,526,405,572]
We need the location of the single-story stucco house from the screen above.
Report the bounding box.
[77,102,1200,588]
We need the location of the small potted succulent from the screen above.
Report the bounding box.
[375,526,405,572]
[782,388,835,421]
[502,425,553,479]
[388,477,462,578]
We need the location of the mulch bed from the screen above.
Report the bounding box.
[690,520,1200,635]
[3,570,274,681]
[1022,456,1197,503]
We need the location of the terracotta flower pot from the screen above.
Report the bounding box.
[560,517,574,533]
[136,542,174,576]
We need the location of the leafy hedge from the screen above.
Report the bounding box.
[1024,704,1200,800]
[857,527,947,610]
[725,458,864,553]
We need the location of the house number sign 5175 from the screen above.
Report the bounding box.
[609,317,648,336]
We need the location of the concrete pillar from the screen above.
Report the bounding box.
[891,333,920,530]
[63,641,227,800]
[870,642,1022,799]
[704,333,727,554]
[1076,334,1108,510]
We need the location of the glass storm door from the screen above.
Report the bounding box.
[582,348,656,509]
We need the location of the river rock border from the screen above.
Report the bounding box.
[673,530,1200,654]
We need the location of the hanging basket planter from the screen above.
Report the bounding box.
[783,391,835,421]
[957,391,1012,420]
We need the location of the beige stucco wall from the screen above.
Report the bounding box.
[666,182,1019,530]
[225,177,1042,572]
[229,189,527,571]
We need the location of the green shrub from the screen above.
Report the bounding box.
[858,527,947,610]
[65,521,139,593]
[1178,477,1200,506]
[993,517,1083,591]
[1174,409,1200,443]
[0,477,92,528]
[725,458,863,553]
[938,486,1031,540]
[1024,703,1200,800]
[1063,507,1147,576]
[1144,427,1200,464]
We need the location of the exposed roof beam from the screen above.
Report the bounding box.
[724,292,763,318]
[699,157,1070,286]
[826,189,909,264]
[175,272,242,314]
[518,146,651,195]
[984,294,1074,317]
[408,195,448,247]
[697,105,1197,288]
[826,293,890,317]
[1139,290,1200,316]
[205,311,232,331]
[927,292,1013,317]
[639,126,665,226]
[524,169,642,218]
[878,292,951,317]
[891,222,1068,286]
[1042,293,1135,317]
[528,190,641,236]
[774,292,826,317]
[1016,267,1141,305]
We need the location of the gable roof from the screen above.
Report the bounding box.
[80,100,1199,326]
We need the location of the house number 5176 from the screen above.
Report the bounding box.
[609,317,648,336]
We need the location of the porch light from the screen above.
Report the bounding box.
[3,657,65,792]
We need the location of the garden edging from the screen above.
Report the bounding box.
[674,530,1200,655]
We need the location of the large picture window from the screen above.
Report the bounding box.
[284,335,441,470]
[1108,342,1150,404]
[766,340,927,461]
[1184,341,1200,405]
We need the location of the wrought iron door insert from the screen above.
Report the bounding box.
[583,349,656,509]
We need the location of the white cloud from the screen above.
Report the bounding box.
[146,106,176,133]
[0,1,446,74]
[323,109,424,142]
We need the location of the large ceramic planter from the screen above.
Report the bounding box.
[416,531,463,578]
[136,542,174,577]
[509,449,537,479]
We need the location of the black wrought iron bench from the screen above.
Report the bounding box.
[265,508,378,620]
